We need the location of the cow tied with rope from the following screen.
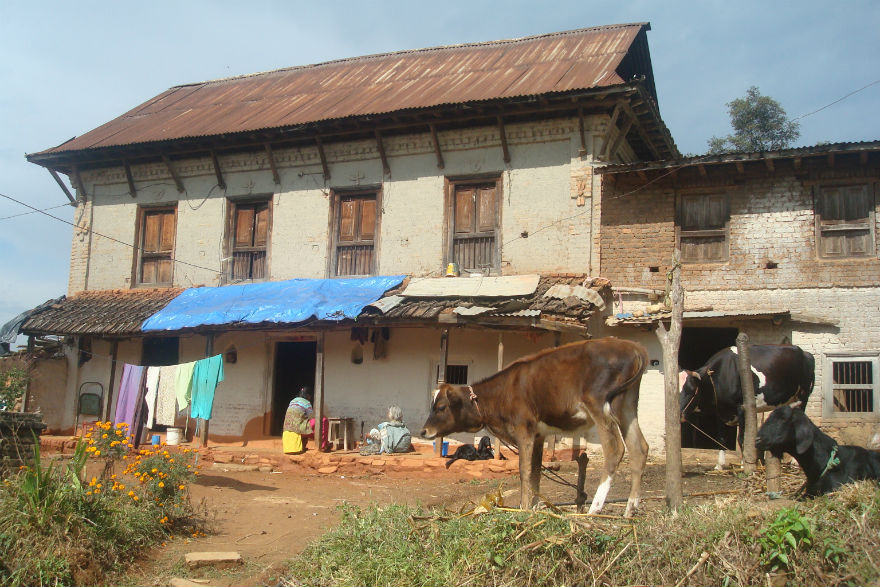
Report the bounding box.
[420,338,649,517]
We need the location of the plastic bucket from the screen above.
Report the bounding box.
[151,434,160,446]
[166,427,182,446]
[434,440,449,457]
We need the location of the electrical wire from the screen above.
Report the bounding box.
[792,78,880,122]
[0,190,223,275]
[0,202,72,221]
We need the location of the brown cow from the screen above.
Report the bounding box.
[421,338,649,517]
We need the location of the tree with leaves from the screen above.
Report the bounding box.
[707,86,800,154]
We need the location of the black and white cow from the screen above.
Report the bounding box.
[680,344,815,467]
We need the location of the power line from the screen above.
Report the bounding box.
[793,78,880,122]
[0,191,222,275]
[0,202,71,221]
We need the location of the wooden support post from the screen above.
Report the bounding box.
[210,151,226,190]
[429,124,445,169]
[263,144,281,185]
[123,160,138,198]
[494,333,503,459]
[47,169,77,205]
[103,341,119,422]
[656,249,684,510]
[315,136,331,180]
[497,116,511,163]
[577,106,587,156]
[766,450,781,494]
[200,334,214,448]
[71,165,87,198]
[161,155,186,193]
[314,332,325,452]
[736,332,758,475]
[374,130,391,175]
[435,328,449,457]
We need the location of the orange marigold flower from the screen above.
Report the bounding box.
[158,481,165,488]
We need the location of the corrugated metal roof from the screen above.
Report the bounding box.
[403,274,541,298]
[21,288,184,336]
[36,23,650,155]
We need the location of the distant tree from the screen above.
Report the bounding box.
[707,86,800,154]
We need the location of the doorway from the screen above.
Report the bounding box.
[679,326,738,450]
[271,341,317,436]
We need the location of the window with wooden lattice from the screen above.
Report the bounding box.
[447,178,501,273]
[676,193,729,263]
[332,190,379,276]
[136,206,176,286]
[228,199,271,282]
[815,184,876,258]
[825,354,879,418]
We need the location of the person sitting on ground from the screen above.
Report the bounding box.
[361,405,412,455]
[282,386,329,454]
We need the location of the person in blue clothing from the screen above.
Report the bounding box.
[363,405,412,454]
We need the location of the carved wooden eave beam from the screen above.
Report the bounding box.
[161,154,185,193]
[71,165,87,198]
[637,169,648,181]
[374,130,391,175]
[263,144,281,185]
[827,153,835,168]
[697,164,708,178]
[210,151,226,190]
[497,116,511,163]
[859,151,868,165]
[577,106,587,156]
[123,160,137,198]
[735,161,745,175]
[47,168,77,205]
[315,136,331,180]
[429,124,445,169]
[793,157,802,171]
[601,103,623,160]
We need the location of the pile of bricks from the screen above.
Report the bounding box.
[0,412,46,471]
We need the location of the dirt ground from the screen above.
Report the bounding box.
[121,448,770,587]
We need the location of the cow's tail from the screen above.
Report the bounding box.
[603,344,649,424]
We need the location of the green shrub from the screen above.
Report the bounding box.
[0,366,28,411]
[758,507,813,572]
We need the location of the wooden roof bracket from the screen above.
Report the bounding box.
[429,123,445,169]
[315,136,331,180]
[735,161,745,174]
[620,101,661,160]
[765,158,775,172]
[210,150,226,190]
[697,164,708,178]
[605,113,634,161]
[374,129,391,175]
[47,168,77,205]
[71,165,87,199]
[161,154,186,193]
[577,106,587,156]
[827,153,835,168]
[497,115,511,163]
[263,144,281,185]
[600,103,623,160]
[123,160,138,198]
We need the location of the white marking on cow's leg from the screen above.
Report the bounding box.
[589,477,612,514]
[751,365,767,389]
[715,449,726,471]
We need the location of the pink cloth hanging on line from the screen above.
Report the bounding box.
[114,363,144,428]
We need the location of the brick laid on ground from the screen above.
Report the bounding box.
[184,552,243,569]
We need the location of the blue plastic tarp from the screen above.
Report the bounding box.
[141,275,406,332]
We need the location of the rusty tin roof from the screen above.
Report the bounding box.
[21,288,184,337]
[33,23,655,157]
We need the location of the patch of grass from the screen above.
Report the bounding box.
[284,482,880,587]
[0,429,208,586]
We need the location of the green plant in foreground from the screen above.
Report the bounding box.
[758,507,814,572]
[0,366,28,411]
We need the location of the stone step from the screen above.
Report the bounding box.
[184,551,243,570]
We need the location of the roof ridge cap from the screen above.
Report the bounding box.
[172,22,650,89]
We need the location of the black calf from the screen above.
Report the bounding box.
[756,405,880,496]
[445,436,497,469]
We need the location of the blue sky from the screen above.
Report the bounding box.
[1,0,878,336]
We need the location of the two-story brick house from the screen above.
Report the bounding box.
[597,143,880,447]
[19,23,679,447]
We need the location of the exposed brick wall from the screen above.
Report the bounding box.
[600,160,880,291]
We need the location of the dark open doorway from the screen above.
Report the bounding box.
[271,341,317,436]
[679,326,738,450]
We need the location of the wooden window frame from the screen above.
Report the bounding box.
[133,205,177,287]
[225,196,273,283]
[823,352,880,421]
[675,190,730,264]
[444,175,502,274]
[328,187,382,277]
[814,182,877,259]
